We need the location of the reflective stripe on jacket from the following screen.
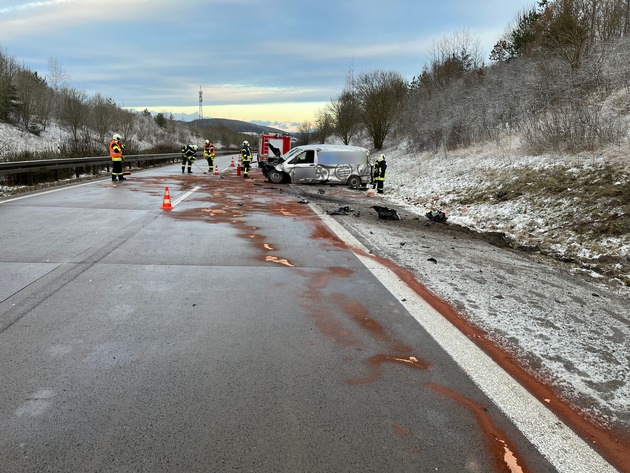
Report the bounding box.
[109,140,123,161]
[240,145,252,161]
[183,146,196,159]
[374,161,387,181]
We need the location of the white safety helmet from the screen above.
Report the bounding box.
[192,144,198,151]
[205,140,209,144]
[112,133,121,141]
[377,154,385,162]
[243,140,249,146]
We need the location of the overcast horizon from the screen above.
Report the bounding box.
[1,0,536,131]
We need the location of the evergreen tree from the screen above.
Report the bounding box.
[155,112,167,128]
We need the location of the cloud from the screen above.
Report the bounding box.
[1,0,537,125]
[0,0,75,15]
[0,0,174,36]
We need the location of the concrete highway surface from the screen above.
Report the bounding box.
[0,158,618,472]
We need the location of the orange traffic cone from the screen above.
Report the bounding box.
[214,164,219,175]
[230,156,235,167]
[161,186,172,210]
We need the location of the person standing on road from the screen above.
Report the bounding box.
[109,133,126,182]
[204,140,215,173]
[240,140,252,178]
[373,154,387,194]
[181,144,198,174]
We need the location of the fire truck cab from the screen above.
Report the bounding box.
[257,133,291,167]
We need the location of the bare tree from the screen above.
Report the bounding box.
[0,49,20,123]
[573,0,628,41]
[114,108,135,142]
[34,84,53,132]
[58,87,88,146]
[313,109,334,143]
[44,56,69,132]
[425,30,484,88]
[47,57,69,91]
[135,113,154,142]
[329,89,361,145]
[329,67,362,144]
[354,70,407,150]
[90,93,118,143]
[13,69,48,133]
[296,121,313,145]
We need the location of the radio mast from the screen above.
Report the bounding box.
[198,85,203,123]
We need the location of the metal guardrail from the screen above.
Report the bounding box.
[0,150,238,178]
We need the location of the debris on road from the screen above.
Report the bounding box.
[373,205,401,220]
[426,210,448,223]
[326,206,354,216]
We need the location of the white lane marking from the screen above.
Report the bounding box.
[1,181,202,210]
[171,186,200,207]
[312,205,617,473]
[0,180,98,204]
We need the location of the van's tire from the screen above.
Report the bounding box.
[347,175,362,189]
[268,169,285,184]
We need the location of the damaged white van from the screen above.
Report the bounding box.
[261,144,371,187]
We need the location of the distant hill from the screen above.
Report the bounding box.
[189,118,290,135]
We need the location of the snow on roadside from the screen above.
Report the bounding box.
[380,140,630,290]
[357,139,629,432]
[303,176,629,433]
[0,122,66,157]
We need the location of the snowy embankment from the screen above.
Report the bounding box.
[381,140,630,290]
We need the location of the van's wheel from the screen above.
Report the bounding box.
[268,169,285,184]
[347,175,362,189]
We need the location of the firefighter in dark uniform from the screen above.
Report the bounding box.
[109,133,126,182]
[373,154,387,194]
[181,144,197,173]
[204,140,215,173]
[240,140,252,178]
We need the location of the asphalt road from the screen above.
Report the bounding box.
[0,160,616,472]
[291,182,630,473]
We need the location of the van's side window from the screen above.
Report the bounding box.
[293,151,315,164]
[299,150,315,164]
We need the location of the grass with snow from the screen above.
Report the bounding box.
[384,140,630,288]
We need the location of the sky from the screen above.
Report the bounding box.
[0,0,536,131]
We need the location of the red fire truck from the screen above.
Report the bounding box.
[257,133,291,166]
